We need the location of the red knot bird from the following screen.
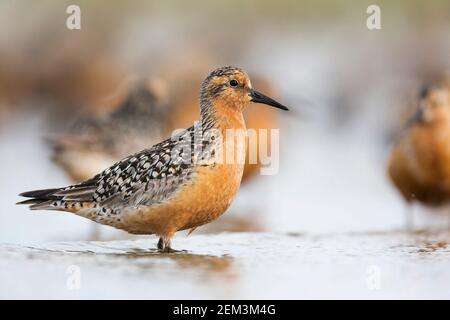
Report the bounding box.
[388,80,450,226]
[18,66,289,252]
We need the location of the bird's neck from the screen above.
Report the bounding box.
[200,100,246,133]
[199,100,247,171]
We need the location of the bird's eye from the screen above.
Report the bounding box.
[229,79,239,87]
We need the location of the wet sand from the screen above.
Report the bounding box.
[1,230,449,299]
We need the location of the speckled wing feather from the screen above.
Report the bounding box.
[19,126,201,216]
[92,129,196,214]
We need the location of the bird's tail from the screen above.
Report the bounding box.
[17,180,97,212]
[17,188,60,210]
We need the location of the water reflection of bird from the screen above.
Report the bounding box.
[388,80,450,226]
[18,66,289,252]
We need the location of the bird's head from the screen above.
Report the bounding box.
[200,66,289,115]
[416,83,450,124]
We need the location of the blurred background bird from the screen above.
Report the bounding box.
[388,77,450,228]
[49,79,169,183]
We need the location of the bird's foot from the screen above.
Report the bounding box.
[160,247,187,254]
[157,236,186,253]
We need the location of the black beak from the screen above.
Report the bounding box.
[249,89,289,111]
[419,85,430,99]
[410,107,425,125]
[405,102,425,128]
[408,86,430,126]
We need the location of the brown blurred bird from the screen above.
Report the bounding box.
[50,80,168,183]
[388,81,450,224]
[18,66,289,252]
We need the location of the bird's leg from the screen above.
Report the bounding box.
[88,224,101,241]
[157,237,164,251]
[157,234,186,253]
[157,234,175,253]
[162,237,173,253]
[447,211,450,230]
[404,202,414,232]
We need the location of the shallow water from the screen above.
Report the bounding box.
[1,230,449,299]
